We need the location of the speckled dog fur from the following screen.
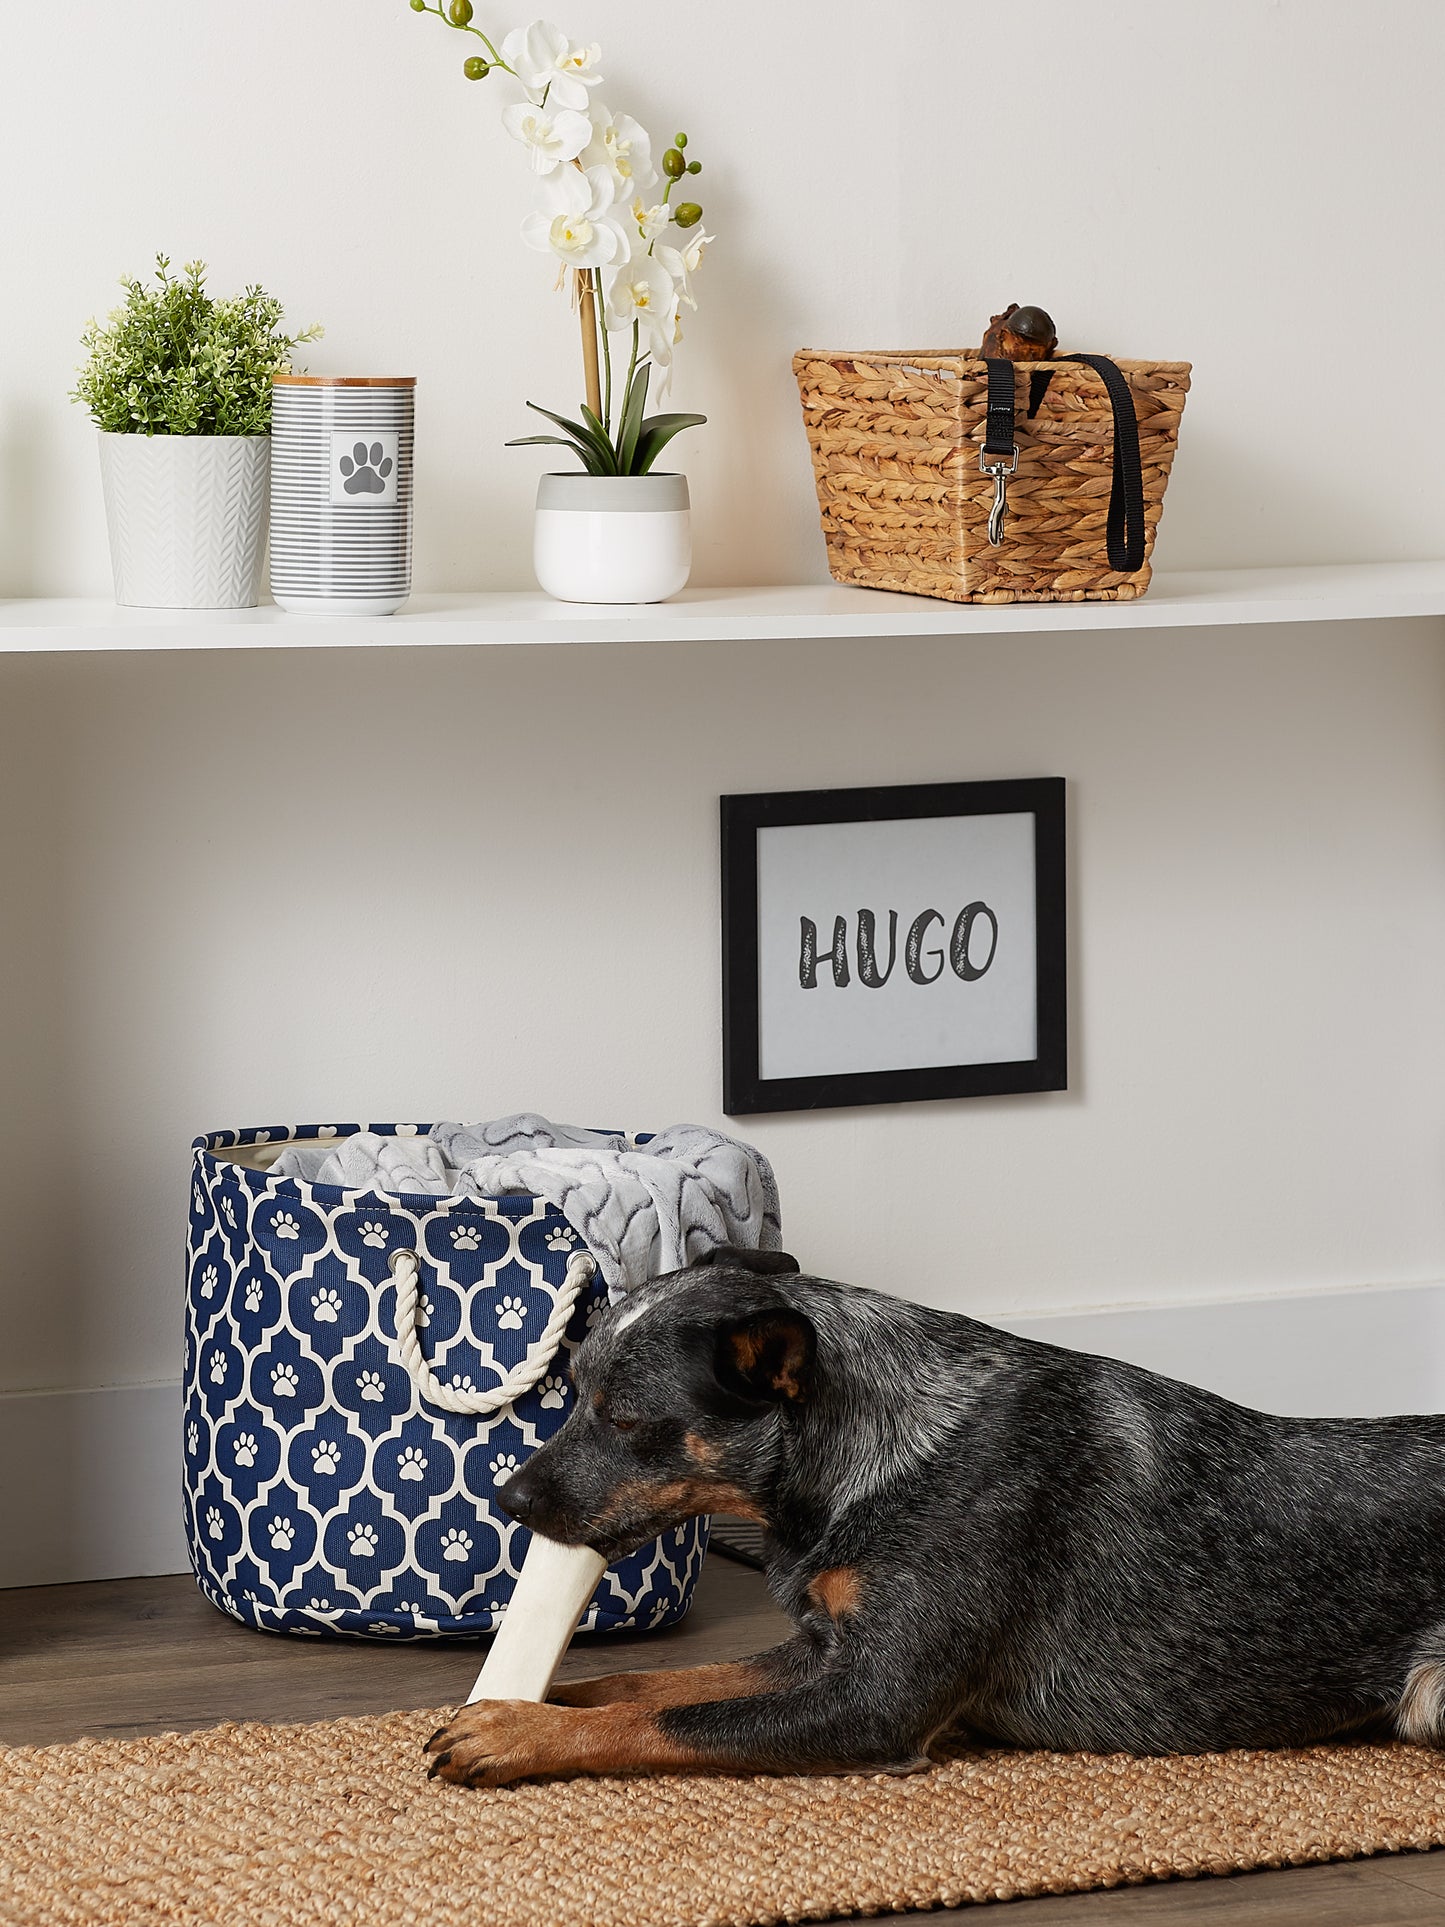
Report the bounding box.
[424,1250,1445,1787]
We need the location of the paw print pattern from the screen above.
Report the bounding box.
[366,1621,402,1635]
[308,1595,332,1611]
[186,1420,199,1456]
[496,1296,526,1331]
[272,1211,300,1241]
[450,1224,480,1252]
[348,1523,378,1558]
[244,1279,264,1314]
[339,442,393,495]
[271,1363,299,1398]
[208,1349,228,1385]
[415,1292,433,1329]
[441,1527,472,1563]
[490,1453,520,1483]
[311,1440,341,1476]
[311,1287,343,1324]
[357,1370,385,1403]
[205,1505,225,1541]
[546,1225,578,1251]
[269,1516,295,1550]
[193,1183,205,1215]
[221,1196,237,1229]
[200,1264,219,1300]
[538,1373,567,1410]
[398,1446,428,1483]
[394,1599,423,1615]
[233,1433,258,1468]
[449,1375,478,1396]
[359,1219,388,1249]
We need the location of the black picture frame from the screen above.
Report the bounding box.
[720,777,1067,1115]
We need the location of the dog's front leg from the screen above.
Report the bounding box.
[549,1637,809,1709]
[426,1661,929,1787]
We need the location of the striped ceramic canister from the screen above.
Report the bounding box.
[270,377,415,615]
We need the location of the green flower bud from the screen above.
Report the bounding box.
[409,0,426,11]
[662,148,685,179]
[674,132,688,148]
[448,0,473,20]
[463,53,489,77]
[686,159,702,174]
[674,201,703,228]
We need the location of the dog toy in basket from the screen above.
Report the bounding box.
[795,301,1189,604]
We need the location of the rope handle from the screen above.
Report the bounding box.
[388,1246,597,1417]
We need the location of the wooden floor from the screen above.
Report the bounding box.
[4,1557,1445,1925]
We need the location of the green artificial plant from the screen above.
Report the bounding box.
[74,256,321,436]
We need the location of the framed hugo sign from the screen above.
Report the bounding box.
[720,778,1066,1114]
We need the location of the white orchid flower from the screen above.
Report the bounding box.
[605,255,680,358]
[584,105,657,193]
[630,197,672,247]
[501,102,593,174]
[501,20,604,111]
[521,164,629,271]
[655,230,714,311]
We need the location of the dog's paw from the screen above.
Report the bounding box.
[424,1700,582,1788]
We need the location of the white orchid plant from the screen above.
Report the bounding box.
[408,2,713,476]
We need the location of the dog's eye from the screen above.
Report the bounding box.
[609,1414,638,1433]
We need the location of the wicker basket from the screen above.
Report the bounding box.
[793,350,1191,603]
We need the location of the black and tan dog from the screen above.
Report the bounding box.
[425,1248,1445,1787]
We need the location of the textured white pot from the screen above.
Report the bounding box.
[533,472,691,604]
[98,432,270,610]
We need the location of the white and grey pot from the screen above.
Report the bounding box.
[98,432,270,610]
[533,472,691,604]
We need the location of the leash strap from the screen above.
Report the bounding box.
[979,352,1146,571]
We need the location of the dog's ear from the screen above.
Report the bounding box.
[716,1307,815,1404]
[694,1244,801,1278]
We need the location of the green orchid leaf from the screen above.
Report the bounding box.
[505,432,609,477]
[523,399,617,473]
[579,404,620,469]
[616,360,652,475]
[633,411,708,475]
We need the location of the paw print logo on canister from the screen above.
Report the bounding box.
[329,432,398,506]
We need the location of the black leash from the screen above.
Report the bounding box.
[980,352,1146,572]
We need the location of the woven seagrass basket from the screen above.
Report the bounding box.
[794,350,1191,603]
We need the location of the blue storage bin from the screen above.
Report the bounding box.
[183,1123,708,1639]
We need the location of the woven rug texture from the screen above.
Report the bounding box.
[4,1709,1445,1926]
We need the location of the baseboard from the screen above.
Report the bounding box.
[0,1381,187,1589]
[1002,1277,1445,1419]
[5,1277,1445,1590]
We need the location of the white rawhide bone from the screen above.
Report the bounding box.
[387,1244,607,1699]
[466,1533,608,1704]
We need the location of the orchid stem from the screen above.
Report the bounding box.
[623,321,640,410]
[596,271,613,431]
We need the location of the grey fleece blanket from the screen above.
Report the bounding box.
[270,1116,781,1301]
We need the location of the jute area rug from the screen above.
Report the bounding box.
[4,1709,1445,1926]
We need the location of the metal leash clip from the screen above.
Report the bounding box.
[981,444,1018,547]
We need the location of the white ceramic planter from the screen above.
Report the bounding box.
[533,473,691,604]
[98,432,269,610]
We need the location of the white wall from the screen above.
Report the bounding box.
[3,2,1445,1580]
[2,615,1443,1401]
[3,0,1445,594]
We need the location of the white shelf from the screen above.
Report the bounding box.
[4,562,1445,654]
